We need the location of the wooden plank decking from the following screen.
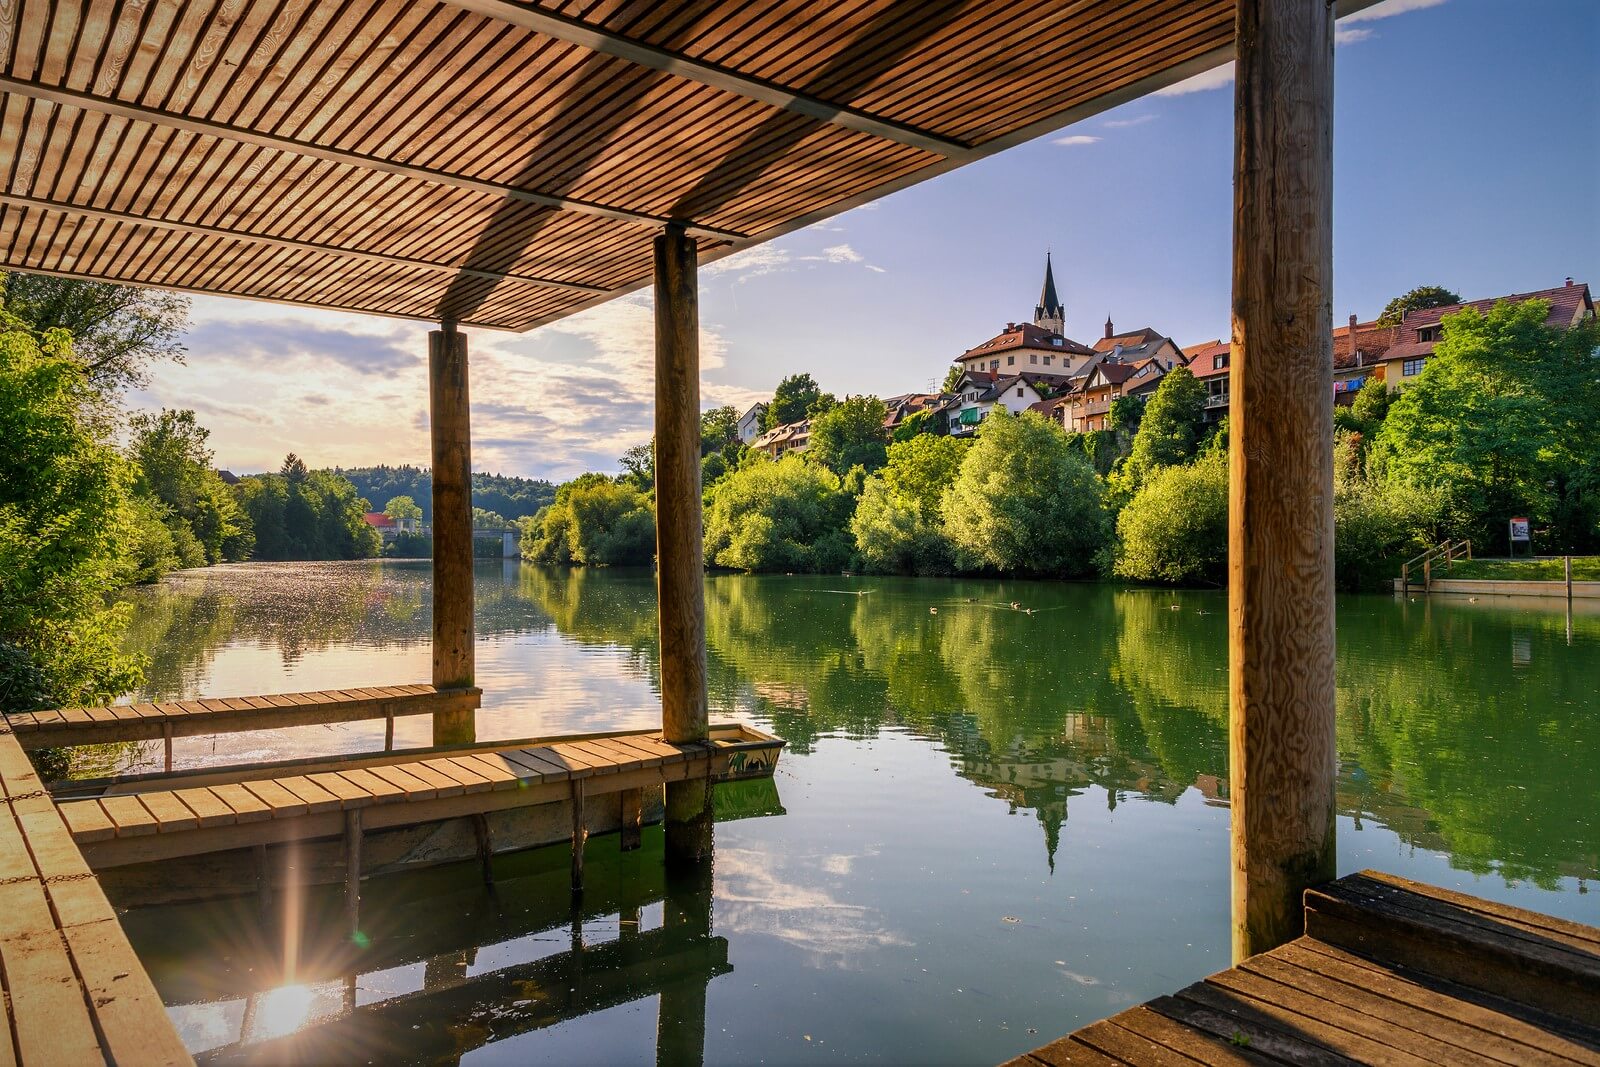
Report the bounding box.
[5,685,482,750]
[1008,871,1600,1066]
[56,724,783,870]
[0,730,192,1066]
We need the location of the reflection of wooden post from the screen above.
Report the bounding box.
[654,224,712,866]
[430,323,475,745]
[656,861,712,1067]
[1228,0,1337,962]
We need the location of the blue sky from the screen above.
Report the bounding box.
[135,0,1599,482]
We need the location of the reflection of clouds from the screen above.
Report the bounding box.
[715,847,909,967]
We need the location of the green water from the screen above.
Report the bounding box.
[110,562,1599,1064]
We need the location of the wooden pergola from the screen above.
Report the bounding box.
[1,0,1364,957]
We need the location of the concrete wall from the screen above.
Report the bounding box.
[1394,578,1600,599]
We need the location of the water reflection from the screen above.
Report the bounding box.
[119,566,1599,893]
[125,828,723,1065]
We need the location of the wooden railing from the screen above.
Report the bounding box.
[1400,539,1472,591]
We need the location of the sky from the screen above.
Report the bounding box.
[128,0,1600,483]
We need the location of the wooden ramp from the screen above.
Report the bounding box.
[6,684,482,751]
[1008,870,1600,1066]
[0,730,192,1066]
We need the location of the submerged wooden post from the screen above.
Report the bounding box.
[343,809,363,935]
[654,223,712,866]
[1228,0,1337,961]
[430,322,475,746]
[570,778,588,894]
[620,787,643,852]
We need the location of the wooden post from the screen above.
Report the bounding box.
[654,223,712,866]
[1566,555,1574,601]
[1228,0,1337,962]
[430,322,475,746]
[343,809,363,935]
[620,787,643,852]
[570,778,588,894]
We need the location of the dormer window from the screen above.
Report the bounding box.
[1051,338,1063,346]
[1213,355,1227,370]
[1416,326,1440,343]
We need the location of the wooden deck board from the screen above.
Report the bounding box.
[1018,871,1600,1067]
[6,684,483,753]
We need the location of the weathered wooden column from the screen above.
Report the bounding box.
[1228,0,1337,961]
[430,322,476,745]
[654,223,712,866]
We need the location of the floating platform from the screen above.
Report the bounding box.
[1008,870,1600,1066]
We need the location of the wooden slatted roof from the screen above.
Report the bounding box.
[0,1,1349,331]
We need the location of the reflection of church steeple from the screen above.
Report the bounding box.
[1043,808,1062,874]
[1033,253,1065,335]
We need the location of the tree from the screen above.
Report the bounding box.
[236,467,380,561]
[700,406,741,459]
[281,453,310,482]
[851,435,968,574]
[0,305,143,713]
[384,495,423,524]
[1118,366,1207,492]
[472,507,510,530]
[1377,285,1462,327]
[941,365,965,394]
[703,455,853,572]
[523,475,654,566]
[1112,449,1229,585]
[618,442,654,490]
[807,395,889,474]
[1,275,188,397]
[127,408,249,567]
[941,410,1108,576]
[1376,299,1600,551]
[762,373,826,430]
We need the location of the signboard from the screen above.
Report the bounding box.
[1509,517,1531,543]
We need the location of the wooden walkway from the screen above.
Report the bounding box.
[0,730,192,1066]
[1008,870,1600,1066]
[6,684,481,754]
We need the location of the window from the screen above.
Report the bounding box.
[1043,356,1052,366]
[990,360,999,372]
[1052,338,1063,346]
[1213,355,1226,370]
[1008,355,1016,366]
[1017,387,1025,397]
[1416,326,1439,343]
[1403,358,1426,377]
[1030,354,1037,365]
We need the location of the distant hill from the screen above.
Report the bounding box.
[336,465,556,522]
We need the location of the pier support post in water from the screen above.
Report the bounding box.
[429,321,476,746]
[343,809,363,935]
[1228,0,1337,961]
[654,223,712,867]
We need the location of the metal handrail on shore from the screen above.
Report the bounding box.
[1401,539,1472,591]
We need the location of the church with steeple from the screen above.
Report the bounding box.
[1033,251,1065,335]
[950,254,1096,380]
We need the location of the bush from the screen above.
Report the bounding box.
[523,476,655,566]
[1333,475,1445,592]
[808,395,889,474]
[942,410,1108,577]
[704,455,852,572]
[1112,450,1229,585]
[850,435,966,575]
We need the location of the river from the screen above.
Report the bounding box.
[104,561,1598,1064]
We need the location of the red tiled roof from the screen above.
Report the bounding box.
[1183,340,1231,379]
[1093,327,1164,354]
[1332,319,1401,369]
[1400,282,1592,333]
[958,321,1095,361]
[363,512,396,528]
[1380,340,1434,361]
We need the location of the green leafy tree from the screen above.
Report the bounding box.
[941,364,965,394]
[1377,300,1600,551]
[941,410,1108,576]
[236,466,379,560]
[523,476,655,566]
[383,495,423,524]
[807,395,888,474]
[618,442,654,490]
[0,307,143,712]
[281,453,310,483]
[851,435,968,574]
[762,373,827,430]
[1333,469,1445,592]
[1377,284,1462,327]
[1117,366,1207,493]
[127,408,250,567]
[472,507,510,530]
[1111,449,1229,585]
[703,455,853,572]
[890,408,936,442]
[700,406,741,458]
[1,274,188,397]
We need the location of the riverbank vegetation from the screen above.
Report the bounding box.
[528,296,1597,591]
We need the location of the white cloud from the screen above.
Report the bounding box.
[1053,134,1102,147]
[703,244,791,281]
[866,265,887,274]
[1156,62,1235,96]
[1103,114,1156,129]
[1336,26,1376,44]
[1342,0,1448,23]
[812,244,862,264]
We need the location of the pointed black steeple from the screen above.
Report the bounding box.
[1033,252,1065,335]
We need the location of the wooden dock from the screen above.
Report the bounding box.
[0,729,192,1066]
[1007,870,1600,1066]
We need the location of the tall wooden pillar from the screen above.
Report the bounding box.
[429,323,475,746]
[654,223,712,866]
[1228,0,1337,961]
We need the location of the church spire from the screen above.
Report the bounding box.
[1033,252,1065,335]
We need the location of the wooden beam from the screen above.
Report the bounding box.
[430,326,476,746]
[0,192,607,295]
[0,75,745,243]
[1228,0,1337,962]
[653,223,712,866]
[445,0,972,159]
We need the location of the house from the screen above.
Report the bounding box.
[941,370,1063,436]
[1062,356,1173,432]
[736,402,767,445]
[362,511,421,540]
[750,418,810,458]
[1331,314,1400,402]
[1183,339,1232,422]
[882,393,942,436]
[952,255,1098,379]
[1374,279,1594,390]
[1088,321,1186,376]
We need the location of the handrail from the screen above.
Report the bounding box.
[1401,539,1471,590]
